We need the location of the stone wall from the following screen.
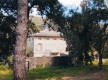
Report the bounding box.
[26,56,71,70]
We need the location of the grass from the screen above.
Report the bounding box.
[28,59,108,80]
[0,59,108,80]
[28,66,100,80]
[0,65,12,80]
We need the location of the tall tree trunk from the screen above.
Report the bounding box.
[84,45,89,66]
[13,0,28,80]
[98,51,103,70]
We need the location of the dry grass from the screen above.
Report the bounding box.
[0,65,12,80]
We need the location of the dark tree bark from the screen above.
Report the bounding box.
[97,39,104,70]
[13,0,28,80]
[98,51,103,70]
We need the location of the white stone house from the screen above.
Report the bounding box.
[27,28,68,57]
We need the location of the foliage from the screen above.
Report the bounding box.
[103,40,108,58]
[0,0,57,60]
[39,0,108,69]
[0,13,16,59]
[87,0,108,70]
[28,20,41,35]
[26,48,33,57]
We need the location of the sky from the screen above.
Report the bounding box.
[104,0,108,7]
[58,0,83,8]
[30,0,83,16]
[30,0,108,16]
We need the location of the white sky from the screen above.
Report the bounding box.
[104,0,108,7]
[58,0,83,7]
[30,0,83,16]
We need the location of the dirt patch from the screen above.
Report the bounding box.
[52,71,108,80]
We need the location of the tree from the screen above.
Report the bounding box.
[87,0,108,70]
[13,0,28,79]
[44,0,108,69]
[92,24,108,70]
[0,1,64,79]
[0,14,16,62]
[0,0,38,62]
[0,0,61,60]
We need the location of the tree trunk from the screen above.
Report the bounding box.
[98,51,103,70]
[13,0,28,80]
[84,48,89,66]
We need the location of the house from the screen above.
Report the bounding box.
[27,28,68,57]
[27,16,68,57]
[26,17,70,69]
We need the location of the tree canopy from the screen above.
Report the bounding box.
[0,0,62,60]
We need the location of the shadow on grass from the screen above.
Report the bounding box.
[28,65,108,80]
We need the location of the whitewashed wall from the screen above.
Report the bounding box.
[27,38,34,53]
[33,37,68,57]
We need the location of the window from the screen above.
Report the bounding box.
[38,38,41,40]
[53,38,57,40]
[28,38,32,41]
[36,43,42,51]
[28,38,30,41]
[60,38,64,40]
[46,38,49,40]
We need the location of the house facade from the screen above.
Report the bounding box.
[27,16,68,57]
[27,28,68,57]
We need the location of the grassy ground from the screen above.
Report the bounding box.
[0,59,108,80]
[28,66,108,80]
[28,59,108,80]
[0,65,12,80]
[28,66,97,79]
